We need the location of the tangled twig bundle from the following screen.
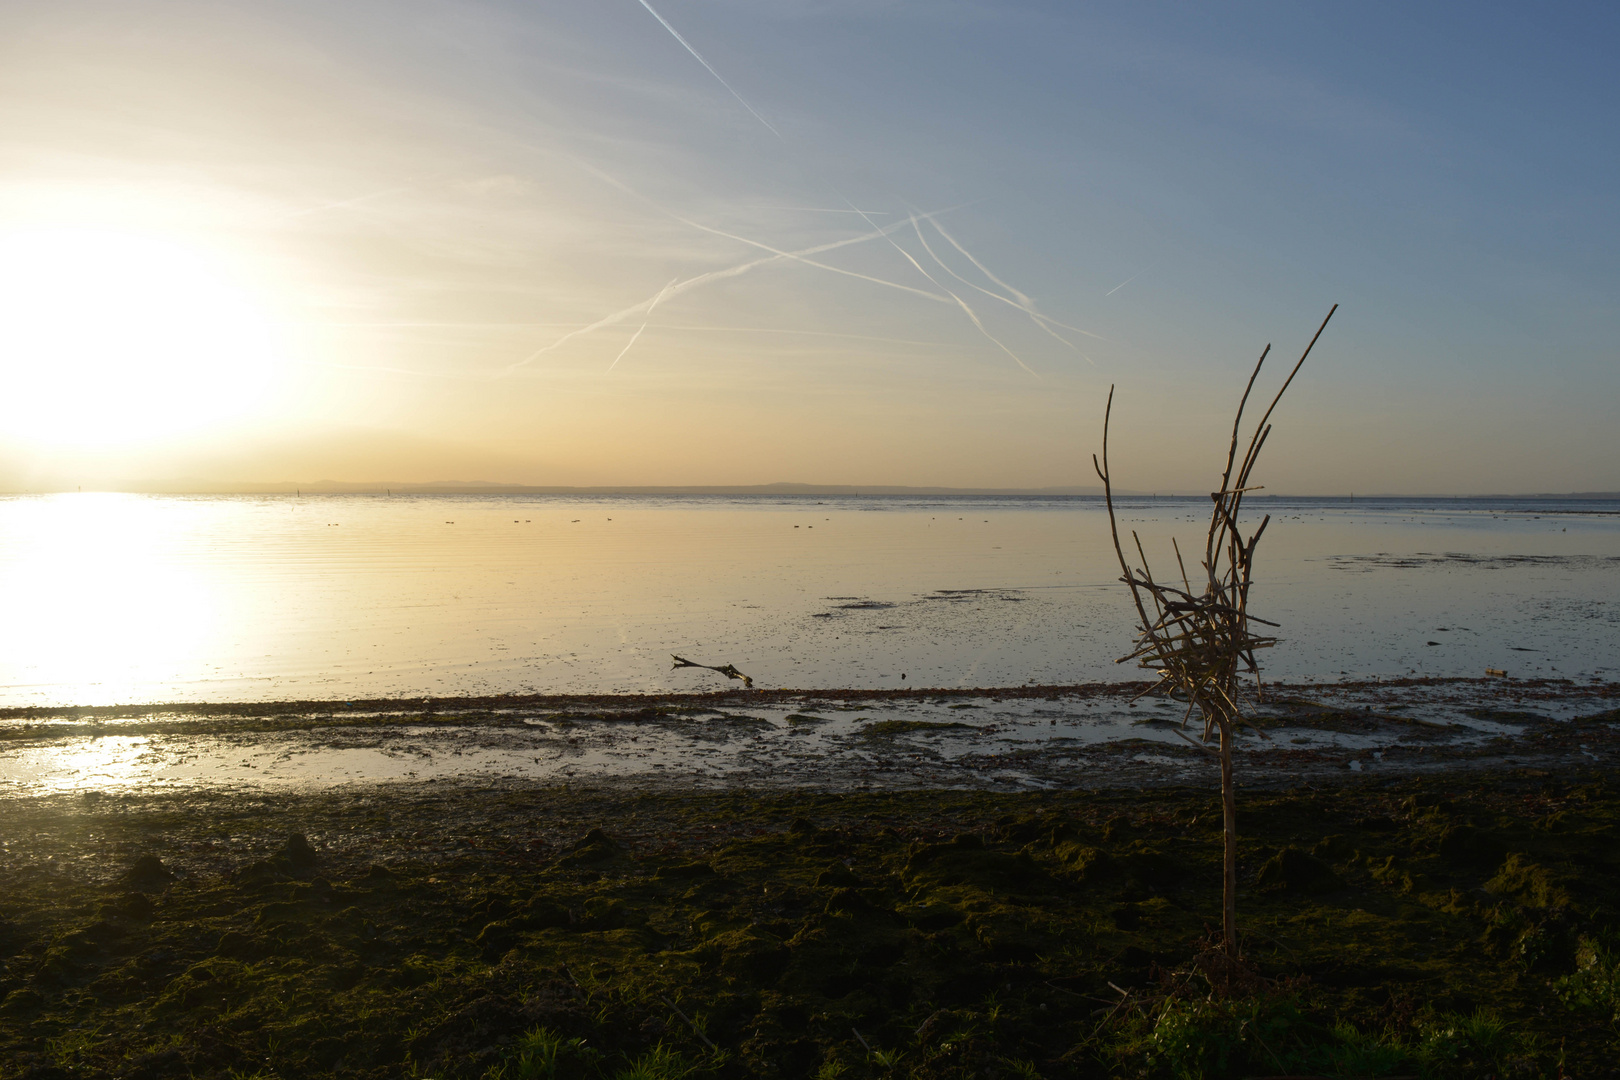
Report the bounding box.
[1094,305,1336,965]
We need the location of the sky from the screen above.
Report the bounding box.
[0,0,1615,494]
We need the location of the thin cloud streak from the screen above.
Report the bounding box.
[605,321,649,372]
[503,217,924,373]
[924,215,1033,309]
[1105,265,1153,296]
[844,201,1038,378]
[909,212,1080,352]
[607,277,676,371]
[649,324,972,348]
[754,206,891,215]
[922,214,1105,343]
[672,215,951,304]
[513,46,1072,376]
[635,0,781,138]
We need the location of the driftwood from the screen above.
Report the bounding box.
[1094,305,1336,968]
[670,655,754,689]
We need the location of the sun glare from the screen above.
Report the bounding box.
[0,228,280,449]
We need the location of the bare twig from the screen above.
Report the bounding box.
[660,994,718,1052]
[1097,306,1336,968]
[1172,727,1220,758]
[671,655,754,688]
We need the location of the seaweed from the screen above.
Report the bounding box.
[0,773,1617,1077]
[855,720,973,741]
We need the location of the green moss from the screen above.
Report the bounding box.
[1486,853,1570,910]
[1,774,1617,1077]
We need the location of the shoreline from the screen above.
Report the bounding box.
[3,674,1612,721]
[4,678,1616,798]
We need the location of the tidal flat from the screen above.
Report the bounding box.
[4,678,1617,795]
[2,686,1619,1079]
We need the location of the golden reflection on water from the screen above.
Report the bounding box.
[0,494,216,705]
[0,491,1113,706]
[0,492,1615,710]
[2,734,152,792]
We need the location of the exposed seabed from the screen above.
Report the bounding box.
[3,677,1616,796]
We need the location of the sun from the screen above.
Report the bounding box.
[0,227,281,449]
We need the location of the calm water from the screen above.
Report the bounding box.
[0,493,1615,707]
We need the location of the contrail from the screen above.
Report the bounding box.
[909,213,1080,352]
[606,322,649,372]
[522,152,944,305]
[506,42,1082,376]
[923,214,1034,308]
[919,212,1105,343]
[536,146,1051,372]
[506,219,923,372]
[635,0,781,137]
[754,206,890,215]
[1105,265,1153,296]
[651,324,972,348]
[843,200,1038,378]
[607,278,677,371]
[673,216,951,304]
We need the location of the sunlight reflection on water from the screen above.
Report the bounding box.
[0,492,1614,707]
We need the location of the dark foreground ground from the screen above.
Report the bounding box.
[4,768,1620,1080]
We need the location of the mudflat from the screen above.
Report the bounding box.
[2,696,1618,1078]
[4,678,1618,794]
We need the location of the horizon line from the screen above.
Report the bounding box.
[6,481,1618,500]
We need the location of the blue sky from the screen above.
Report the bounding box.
[0,1,1614,491]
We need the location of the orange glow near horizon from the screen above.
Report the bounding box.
[0,227,283,451]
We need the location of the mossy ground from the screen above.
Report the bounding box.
[2,772,1617,1078]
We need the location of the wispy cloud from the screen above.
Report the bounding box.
[1105,265,1153,296]
[605,321,649,372]
[504,217,925,372]
[571,11,1065,377]
[921,213,1104,344]
[606,277,677,371]
[923,214,1033,309]
[751,206,890,215]
[635,0,781,138]
[649,324,972,349]
[910,212,1077,351]
[672,215,951,304]
[843,200,1038,377]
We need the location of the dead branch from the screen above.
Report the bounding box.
[1097,305,1336,968]
[670,655,754,689]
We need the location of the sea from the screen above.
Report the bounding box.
[1,492,1615,708]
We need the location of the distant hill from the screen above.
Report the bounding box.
[217,481,1111,496]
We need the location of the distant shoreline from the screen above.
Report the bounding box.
[4,482,1618,499]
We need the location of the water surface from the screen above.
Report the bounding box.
[0,493,1614,706]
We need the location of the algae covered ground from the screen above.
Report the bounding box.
[3,771,1620,1079]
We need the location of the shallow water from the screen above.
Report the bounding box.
[0,492,1615,707]
[4,678,1617,796]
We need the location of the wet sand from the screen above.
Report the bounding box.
[3,677,1616,796]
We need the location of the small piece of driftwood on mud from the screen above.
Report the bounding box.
[671,654,754,689]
